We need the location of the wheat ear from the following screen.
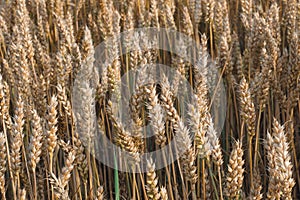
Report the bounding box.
[146,158,161,200]
[224,140,244,199]
[47,95,58,173]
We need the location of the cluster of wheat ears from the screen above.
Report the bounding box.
[0,0,299,199]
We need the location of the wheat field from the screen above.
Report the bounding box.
[0,0,299,199]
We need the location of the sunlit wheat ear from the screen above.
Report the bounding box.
[285,0,296,45]
[0,132,6,199]
[32,73,47,117]
[160,76,179,125]
[49,173,70,200]
[10,96,24,178]
[73,27,98,149]
[271,118,295,199]
[112,122,140,163]
[146,84,166,147]
[73,132,88,183]
[180,6,193,37]
[57,84,72,118]
[255,44,271,108]
[239,77,256,137]
[59,150,76,188]
[46,95,58,168]
[0,76,11,134]
[2,59,15,90]
[202,0,215,23]
[224,140,244,199]
[107,101,140,164]
[175,120,198,184]
[29,109,43,172]
[206,115,223,166]
[265,131,280,199]
[12,0,33,100]
[146,158,161,200]
[148,102,166,147]
[0,15,8,42]
[213,1,224,44]
[187,103,209,158]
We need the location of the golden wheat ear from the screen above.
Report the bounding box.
[224,140,244,199]
[146,158,161,200]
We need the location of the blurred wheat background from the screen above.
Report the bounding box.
[0,0,299,199]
